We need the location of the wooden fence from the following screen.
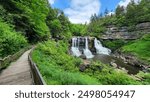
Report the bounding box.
[28,51,46,85]
[0,46,31,70]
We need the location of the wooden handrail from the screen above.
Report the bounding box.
[0,46,31,70]
[28,50,46,85]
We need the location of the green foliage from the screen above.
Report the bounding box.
[0,5,13,23]
[88,0,150,35]
[32,40,100,85]
[0,19,27,57]
[122,34,150,63]
[0,0,50,42]
[88,18,107,37]
[102,39,127,52]
[70,24,87,36]
[46,8,71,40]
[137,71,150,85]
[49,19,62,38]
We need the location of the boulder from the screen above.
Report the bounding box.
[110,62,117,68]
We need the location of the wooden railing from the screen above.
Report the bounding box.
[0,46,31,70]
[28,51,46,85]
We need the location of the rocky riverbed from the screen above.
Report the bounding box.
[114,51,150,73]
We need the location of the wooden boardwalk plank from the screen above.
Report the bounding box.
[0,50,33,85]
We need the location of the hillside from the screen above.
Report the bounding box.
[122,34,150,64]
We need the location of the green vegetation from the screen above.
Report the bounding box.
[32,41,100,85]
[0,0,50,42]
[46,8,71,40]
[0,19,27,58]
[70,24,87,36]
[0,0,71,57]
[101,39,127,52]
[84,61,140,85]
[122,34,150,63]
[137,71,150,85]
[0,0,150,85]
[87,0,150,36]
[32,41,141,85]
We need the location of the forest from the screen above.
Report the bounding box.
[0,0,150,85]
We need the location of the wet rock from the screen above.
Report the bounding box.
[79,64,86,72]
[80,55,86,59]
[114,52,149,73]
[79,60,91,72]
[110,62,117,68]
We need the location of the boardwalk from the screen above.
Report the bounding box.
[0,50,33,85]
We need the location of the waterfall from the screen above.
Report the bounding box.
[71,37,111,58]
[71,38,81,57]
[94,38,111,55]
[83,37,94,59]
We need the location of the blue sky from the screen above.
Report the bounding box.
[48,0,139,24]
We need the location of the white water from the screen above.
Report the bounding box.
[94,38,111,55]
[83,37,94,59]
[71,37,110,58]
[71,38,81,57]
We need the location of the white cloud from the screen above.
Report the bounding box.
[48,0,55,5]
[118,0,140,7]
[107,12,115,16]
[64,0,101,24]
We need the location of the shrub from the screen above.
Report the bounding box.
[0,19,27,57]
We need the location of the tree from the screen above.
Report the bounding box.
[58,11,70,32]
[116,6,125,17]
[125,0,137,25]
[104,8,109,16]
[90,13,98,22]
[0,0,51,42]
[115,6,126,26]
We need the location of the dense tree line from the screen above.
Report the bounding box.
[88,0,150,35]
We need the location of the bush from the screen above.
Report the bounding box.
[102,39,127,52]
[0,19,27,57]
[137,71,150,85]
[0,0,50,42]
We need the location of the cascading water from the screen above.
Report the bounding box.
[83,37,94,59]
[71,37,110,58]
[94,38,111,55]
[71,38,81,57]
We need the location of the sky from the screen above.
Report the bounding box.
[48,0,140,24]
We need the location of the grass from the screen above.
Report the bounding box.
[122,34,150,63]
